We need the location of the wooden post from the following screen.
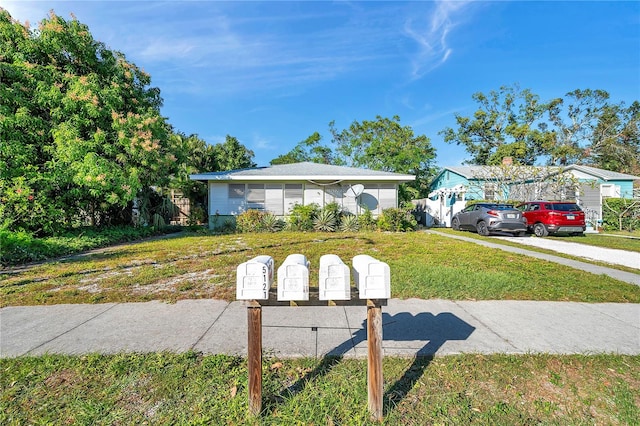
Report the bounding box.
[367,300,383,421]
[247,305,262,416]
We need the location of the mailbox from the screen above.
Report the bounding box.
[236,255,274,300]
[319,254,350,300]
[352,255,390,299]
[277,254,310,301]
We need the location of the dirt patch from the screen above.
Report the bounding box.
[130,269,223,295]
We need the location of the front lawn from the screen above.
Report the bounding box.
[549,233,640,252]
[1,353,638,425]
[2,232,639,307]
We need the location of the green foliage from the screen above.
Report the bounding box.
[313,209,337,232]
[211,135,256,171]
[376,207,418,232]
[357,208,377,231]
[0,10,175,233]
[439,85,551,166]
[330,115,436,198]
[236,210,285,233]
[0,226,164,266]
[236,210,266,233]
[262,213,285,232]
[339,214,359,232]
[440,84,639,171]
[287,203,320,231]
[590,101,640,174]
[602,198,640,231]
[270,132,337,165]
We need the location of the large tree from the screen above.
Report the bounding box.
[270,132,337,165]
[1,10,177,233]
[439,85,552,166]
[329,115,436,198]
[585,101,639,174]
[546,89,610,166]
[441,85,639,172]
[211,135,256,171]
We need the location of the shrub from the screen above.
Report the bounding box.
[287,203,320,231]
[262,213,285,232]
[357,208,377,231]
[340,214,359,232]
[313,209,337,232]
[377,207,418,232]
[236,210,267,233]
[323,202,343,227]
[0,226,164,266]
[235,210,285,233]
[602,198,640,232]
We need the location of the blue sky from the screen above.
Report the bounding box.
[3,1,639,168]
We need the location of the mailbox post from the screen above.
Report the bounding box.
[238,253,389,422]
[352,254,390,420]
[236,255,275,415]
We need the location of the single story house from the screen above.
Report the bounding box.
[190,162,415,230]
[416,164,639,229]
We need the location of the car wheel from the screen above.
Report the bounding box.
[452,218,460,231]
[476,220,490,236]
[533,223,549,237]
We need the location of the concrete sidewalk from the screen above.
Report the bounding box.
[2,299,638,358]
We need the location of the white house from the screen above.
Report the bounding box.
[190,162,415,230]
[417,164,639,229]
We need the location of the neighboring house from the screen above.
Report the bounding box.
[190,162,415,230]
[416,164,639,229]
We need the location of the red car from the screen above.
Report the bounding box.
[516,201,586,237]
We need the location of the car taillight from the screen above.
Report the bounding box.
[487,210,499,217]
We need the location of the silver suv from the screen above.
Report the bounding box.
[452,203,527,236]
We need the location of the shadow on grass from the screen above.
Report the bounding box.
[264,312,475,417]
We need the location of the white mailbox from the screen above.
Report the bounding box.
[319,254,351,300]
[236,255,274,300]
[352,255,390,299]
[277,254,310,301]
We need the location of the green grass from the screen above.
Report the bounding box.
[549,233,640,252]
[1,353,638,425]
[433,227,640,274]
[2,232,638,424]
[2,232,639,307]
[0,226,188,266]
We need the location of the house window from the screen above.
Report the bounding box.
[484,183,496,200]
[284,184,303,199]
[228,184,245,198]
[246,184,265,210]
[284,184,303,213]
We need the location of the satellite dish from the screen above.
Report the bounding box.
[345,184,364,198]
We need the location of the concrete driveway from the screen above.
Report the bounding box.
[492,235,639,270]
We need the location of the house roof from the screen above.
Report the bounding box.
[190,162,415,183]
[564,165,640,181]
[434,165,640,183]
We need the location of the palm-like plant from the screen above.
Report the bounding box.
[339,214,359,232]
[262,213,284,232]
[313,209,337,232]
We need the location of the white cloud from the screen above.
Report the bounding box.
[404,1,472,79]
